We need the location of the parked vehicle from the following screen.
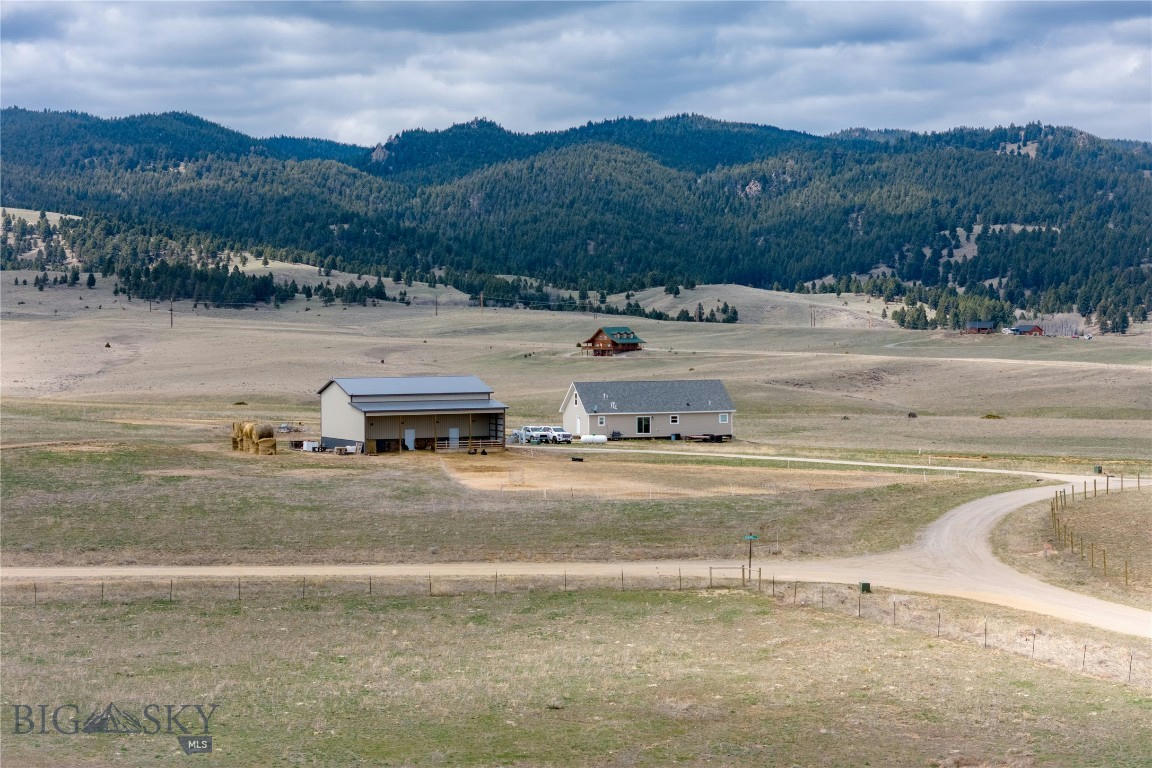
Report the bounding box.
[515,426,552,444]
[543,426,573,444]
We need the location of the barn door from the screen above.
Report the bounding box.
[448,427,460,449]
[403,429,416,451]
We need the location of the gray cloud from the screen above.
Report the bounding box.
[2,1,1148,144]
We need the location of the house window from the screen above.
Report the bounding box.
[597,415,606,427]
[637,416,651,434]
[574,393,579,406]
[669,415,679,425]
[719,413,729,424]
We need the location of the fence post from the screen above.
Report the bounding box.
[983,619,987,648]
[100,581,105,605]
[937,611,941,638]
[237,578,241,601]
[1082,644,1087,672]
[1102,549,1107,576]
[369,576,372,596]
[758,568,762,593]
[772,574,775,597]
[892,600,896,626]
[820,586,824,609]
[169,579,174,602]
[620,570,624,591]
[678,568,682,591]
[1031,632,1036,659]
[427,574,432,596]
[494,571,498,596]
[33,582,37,608]
[1129,652,1134,683]
[793,582,798,604]
[857,594,861,618]
[709,567,713,589]
[563,571,567,592]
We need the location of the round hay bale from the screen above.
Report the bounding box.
[257,437,278,455]
[255,424,274,439]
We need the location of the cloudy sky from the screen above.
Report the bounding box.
[2,1,1149,145]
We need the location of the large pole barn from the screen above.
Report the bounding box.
[318,376,507,453]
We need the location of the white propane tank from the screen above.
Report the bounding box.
[579,434,608,444]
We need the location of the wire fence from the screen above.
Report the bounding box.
[1049,480,1148,590]
[6,571,1148,689]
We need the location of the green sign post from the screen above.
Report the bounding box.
[744,533,759,573]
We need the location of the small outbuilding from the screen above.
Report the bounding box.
[560,379,734,440]
[1007,323,1044,336]
[318,376,506,453]
[578,326,645,356]
[963,321,996,334]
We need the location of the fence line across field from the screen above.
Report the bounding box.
[8,570,1148,689]
[1050,481,1146,588]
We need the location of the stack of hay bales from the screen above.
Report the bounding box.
[255,423,277,455]
[231,421,277,455]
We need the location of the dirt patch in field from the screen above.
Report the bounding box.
[140,468,224,478]
[275,467,362,478]
[104,417,221,429]
[440,451,903,499]
[0,441,125,453]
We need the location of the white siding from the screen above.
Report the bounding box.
[320,385,366,442]
[559,402,734,438]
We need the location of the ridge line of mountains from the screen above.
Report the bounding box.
[2,108,1150,326]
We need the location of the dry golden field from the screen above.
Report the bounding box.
[3,257,1150,767]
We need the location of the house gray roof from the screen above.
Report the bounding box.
[351,399,507,414]
[318,376,493,397]
[570,380,733,414]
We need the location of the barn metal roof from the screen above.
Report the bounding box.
[351,399,507,414]
[318,376,494,397]
[569,380,733,414]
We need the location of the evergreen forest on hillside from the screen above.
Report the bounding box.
[2,108,1149,330]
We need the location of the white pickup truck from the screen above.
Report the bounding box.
[514,426,552,444]
[513,425,572,444]
[541,426,573,444]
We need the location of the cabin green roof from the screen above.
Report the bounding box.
[599,326,645,343]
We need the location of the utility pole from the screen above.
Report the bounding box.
[169,298,174,328]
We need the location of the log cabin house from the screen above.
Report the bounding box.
[578,326,645,356]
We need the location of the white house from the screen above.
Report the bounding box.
[559,380,734,439]
[318,376,507,453]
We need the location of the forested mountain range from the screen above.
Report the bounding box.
[2,107,1150,328]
